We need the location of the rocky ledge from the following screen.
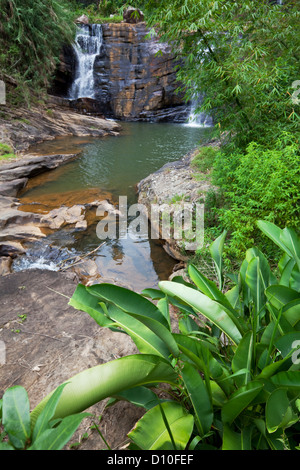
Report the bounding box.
[0,101,121,154]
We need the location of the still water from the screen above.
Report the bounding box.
[18,122,212,291]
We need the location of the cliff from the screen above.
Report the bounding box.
[52,22,189,122]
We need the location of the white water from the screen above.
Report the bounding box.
[69,24,103,100]
[185,98,213,128]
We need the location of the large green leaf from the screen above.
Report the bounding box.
[128,401,194,450]
[188,264,236,313]
[106,304,176,358]
[30,355,178,426]
[2,386,31,449]
[245,256,269,315]
[221,381,263,424]
[69,284,117,329]
[87,283,170,330]
[159,281,243,345]
[29,413,90,450]
[280,227,300,271]
[231,331,253,386]
[257,221,291,256]
[32,384,68,442]
[181,362,213,437]
[209,230,227,290]
[266,389,298,433]
[270,371,300,390]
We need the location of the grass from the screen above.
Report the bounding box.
[0,143,17,161]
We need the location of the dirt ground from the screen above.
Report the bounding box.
[0,268,145,450]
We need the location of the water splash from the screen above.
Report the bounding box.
[185,99,213,128]
[69,24,103,100]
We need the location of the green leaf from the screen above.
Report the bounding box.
[188,264,235,312]
[32,383,68,442]
[231,331,253,386]
[270,371,300,389]
[106,304,176,358]
[209,230,227,290]
[222,424,242,450]
[257,220,291,255]
[245,255,269,315]
[128,401,194,450]
[221,381,263,424]
[159,281,243,345]
[266,389,298,433]
[280,227,300,271]
[0,442,15,450]
[181,362,213,437]
[29,413,90,450]
[110,386,160,410]
[2,386,31,449]
[88,283,170,330]
[68,284,117,329]
[30,355,178,426]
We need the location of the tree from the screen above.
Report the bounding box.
[144,0,300,150]
[0,0,75,104]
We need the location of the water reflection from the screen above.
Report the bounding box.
[18,122,212,291]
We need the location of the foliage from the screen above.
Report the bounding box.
[0,143,16,161]
[191,145,218,174]
[23,221,300,450]
[0,384,89,450]
[143,0,300,151]
[0,0,75,105]
[211,133,300,260]
[65,1,146,21]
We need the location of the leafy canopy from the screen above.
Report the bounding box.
[144,0,300,150]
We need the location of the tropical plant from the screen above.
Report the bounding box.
[0,384,89,450]
[22,220,300,450]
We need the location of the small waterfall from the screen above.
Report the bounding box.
[185,97,213,128]
[68,24,103,100]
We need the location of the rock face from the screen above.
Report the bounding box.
[0,103,121,153]
[94,23,188,121]
[54,22,189,122]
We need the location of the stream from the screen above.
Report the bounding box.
[15,121,212,291]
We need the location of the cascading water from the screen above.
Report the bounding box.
[186,96,213,128]
[68,24,103,100]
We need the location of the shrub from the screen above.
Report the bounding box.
[212,134,300,260]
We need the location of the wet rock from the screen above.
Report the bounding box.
[0,241,25,257]
[93,23,189,122]
[41,205,86,230]
[0,178,28,197]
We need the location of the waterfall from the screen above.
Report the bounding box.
[68,24,103,100]
[185,96,213,128]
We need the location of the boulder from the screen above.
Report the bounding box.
[123,6,144,24]
[75,14,89,25]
